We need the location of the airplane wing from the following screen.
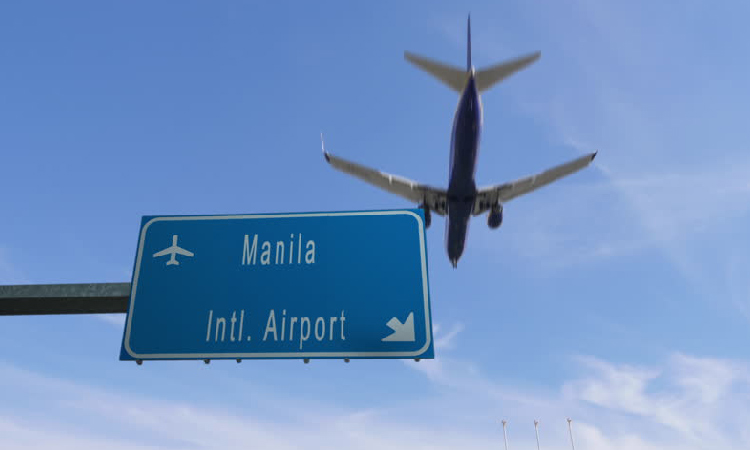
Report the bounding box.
[153,247,173,257]
[323,150,448,216]
[174,247,194,257]
[473,152,597,215]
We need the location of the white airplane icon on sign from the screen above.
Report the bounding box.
[153,235,194,266]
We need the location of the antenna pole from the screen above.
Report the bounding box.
[534,420,540,450]
[567,418,576,450]
[501,420,509,450]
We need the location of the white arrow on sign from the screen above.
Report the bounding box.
[382,312,415,342]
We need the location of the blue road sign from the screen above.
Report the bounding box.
[120,210,433,361]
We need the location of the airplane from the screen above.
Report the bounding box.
[322,16,596,268]
[153,235,194,266]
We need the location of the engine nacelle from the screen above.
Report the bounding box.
[487,204,503,229]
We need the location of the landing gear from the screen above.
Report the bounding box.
[419,203,432,228]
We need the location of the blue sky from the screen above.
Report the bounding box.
[2,0,750,448]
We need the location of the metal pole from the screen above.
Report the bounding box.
[534,420,540,450]
[567,418,576,450]
[0,283,130,315]
[501,420,509,450]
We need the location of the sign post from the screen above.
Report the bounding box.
[120,210,433,362]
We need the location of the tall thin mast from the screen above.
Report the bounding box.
[567,418,576,450]
[501,420,509,450]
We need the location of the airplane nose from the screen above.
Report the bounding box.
[447,246,463,267]
[446,223,466,268]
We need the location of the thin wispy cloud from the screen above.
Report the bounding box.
[434,322,464,350]
[450,0,750,324]
[484,159,750,269]
[3,351,750,449]
[563,353,750,449]
[403,321,465,383]
[408,351,750,449]
[528,2,750,316]
[3,4,749,450]
[0,359,499,450]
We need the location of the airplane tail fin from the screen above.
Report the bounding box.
[474,51,541,93]
[405,15,540,94]
[467,14,472,71]
[404,14,472,93]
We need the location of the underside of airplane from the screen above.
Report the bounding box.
[322,148,596,229]
[322,16,596,267]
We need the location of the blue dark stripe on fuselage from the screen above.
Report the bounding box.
[445,75,481,265]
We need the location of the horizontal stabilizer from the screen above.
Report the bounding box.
[404,51,468,93]
[475,51,541,93]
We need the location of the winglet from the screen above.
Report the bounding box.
[591,151,598,161]
[321,132,330,163]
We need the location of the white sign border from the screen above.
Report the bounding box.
[123,210,432,360]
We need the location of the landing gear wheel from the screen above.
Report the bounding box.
[419,203,432,228]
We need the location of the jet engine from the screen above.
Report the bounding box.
[419,203,432,228]
[487,203,503,229]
